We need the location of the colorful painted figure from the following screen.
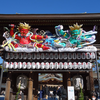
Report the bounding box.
[55,23,97,48]
[69,23,97,47]
[2,23,97,52]
[55,25,71,39]
[9,23,50,50]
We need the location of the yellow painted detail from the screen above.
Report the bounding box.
[41,45,44,48]
[35,35,37,39]
[63,33,67,37]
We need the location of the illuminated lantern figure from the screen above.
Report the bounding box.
[10,23,49,50]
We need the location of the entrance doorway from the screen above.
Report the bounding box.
[38,73,63,100]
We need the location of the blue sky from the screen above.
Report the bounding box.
[0,0,100,14]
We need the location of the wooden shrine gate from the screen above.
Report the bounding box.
[3,51,96,100]
[0,14,99,100]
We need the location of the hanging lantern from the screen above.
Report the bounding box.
[78,62,82,69]
[54,53,58,60]
[63,53,67,60]
[87,62,92,69]
[14,53,19,59]
[10,53,14,59]
[5,53,9,59]
[81,63,84,69]
[90,52,95,59]
[27,53,31,59]
[86,52,91,59]
[41,53,45,59]
[59,62,63,69]
[59,53,63,59]
[45,62,49,69]
[36,53,40,59]
[23,53,27,59]
[73,62,78,69]
[27,62,31,69]
[68,53,72,59]
[22,62,27,69]
[9,62,13,69]
[77,53,81,59]
[50,62,54,69]
[4,62,9,68]
[40,62,45,69]
[63,62,68,69]
[31,62,36,69]
[83,62,87,69]
[32,53,36,59]
[82,53,86,59]
[18,62,22,69]
[54,62,59,69]
[72,75,84,90]
[68,62,72,69]
[13,62,18,69]
[36,62,40,69]
[50,53,53,59]
[45,53,49,59]
[19,53,23,59]
[73,53,76,59]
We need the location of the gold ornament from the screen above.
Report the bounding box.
[17,22,31,30]
[69,23,83,31]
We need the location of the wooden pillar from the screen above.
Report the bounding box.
[40,84,42,90]
[63,72,67,89]
[89,69,95,98]
[28,72,33,100]
[33,72,38,100]
[83,74,87,96]
[5,72,11,100]
[67,72,71,86]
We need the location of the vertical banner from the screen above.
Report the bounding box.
[67,86,75,100]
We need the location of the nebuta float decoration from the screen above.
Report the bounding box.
[2,22,97,52]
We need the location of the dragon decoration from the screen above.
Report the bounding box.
[1,22,97,52]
